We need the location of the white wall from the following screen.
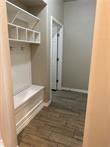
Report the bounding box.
[62,0,96,91]
[47,0,64,24]
[10,42,32,95]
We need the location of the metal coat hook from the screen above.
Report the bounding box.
[10,46,14,51]
[21,46,25,50]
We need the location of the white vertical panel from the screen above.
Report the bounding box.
[51,17,63,91]
[10,41,32,95]
[57,27,63,90]
[52,23,57,90]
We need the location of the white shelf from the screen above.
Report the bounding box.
[7,1,41,44]
[7,1,40,30]
[8,23,40,44]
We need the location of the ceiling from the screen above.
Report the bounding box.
[64,0,77,2]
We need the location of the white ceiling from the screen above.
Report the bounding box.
[64,0,77,2]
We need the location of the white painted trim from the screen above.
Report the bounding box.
[51,16,62,27]
[43,99,52,107]
[50,16,63,98]
[57,26,63,90]
[62,87,88,94]
[16,100,44,134]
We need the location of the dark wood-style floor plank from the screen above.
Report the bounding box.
[18,90,87,147]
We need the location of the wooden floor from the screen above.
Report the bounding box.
[18,90,87,147]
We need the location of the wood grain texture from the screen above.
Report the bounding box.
[83,0,110,147]
[0,0,17,146]
[18,90,87,147]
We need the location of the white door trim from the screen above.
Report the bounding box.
[50,16,63,99]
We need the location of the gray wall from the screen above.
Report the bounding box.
[31,0,64,102]
[48,0,64,24]
[62,0,96,91]
[31,6,49,101]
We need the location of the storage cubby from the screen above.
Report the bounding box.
[8,24,17,40]
[34,32,40,43]
[6,1,41,44]
[18,28,26,41]
[27,30,34,42]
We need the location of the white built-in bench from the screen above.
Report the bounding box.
[14,85,44,134]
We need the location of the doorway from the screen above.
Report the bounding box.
[50,16,63,94]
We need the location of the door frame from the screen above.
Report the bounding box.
[50,16,63,98]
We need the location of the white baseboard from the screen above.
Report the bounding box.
[61,87,88,94]
[16,100,44,134]
[43,98,52,107]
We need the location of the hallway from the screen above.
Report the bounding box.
[18,91,87,147]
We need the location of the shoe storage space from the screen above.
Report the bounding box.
[34,32,40,43]
[8,24,17,40]
[18,28,26,41]
[27,30,34,42]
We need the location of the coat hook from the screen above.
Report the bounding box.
[10,46,14,50]
[21,46,25,50]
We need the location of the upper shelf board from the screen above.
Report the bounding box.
[17,0,47,8]
[6,1,40,29]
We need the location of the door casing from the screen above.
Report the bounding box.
[50,16,63,98]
